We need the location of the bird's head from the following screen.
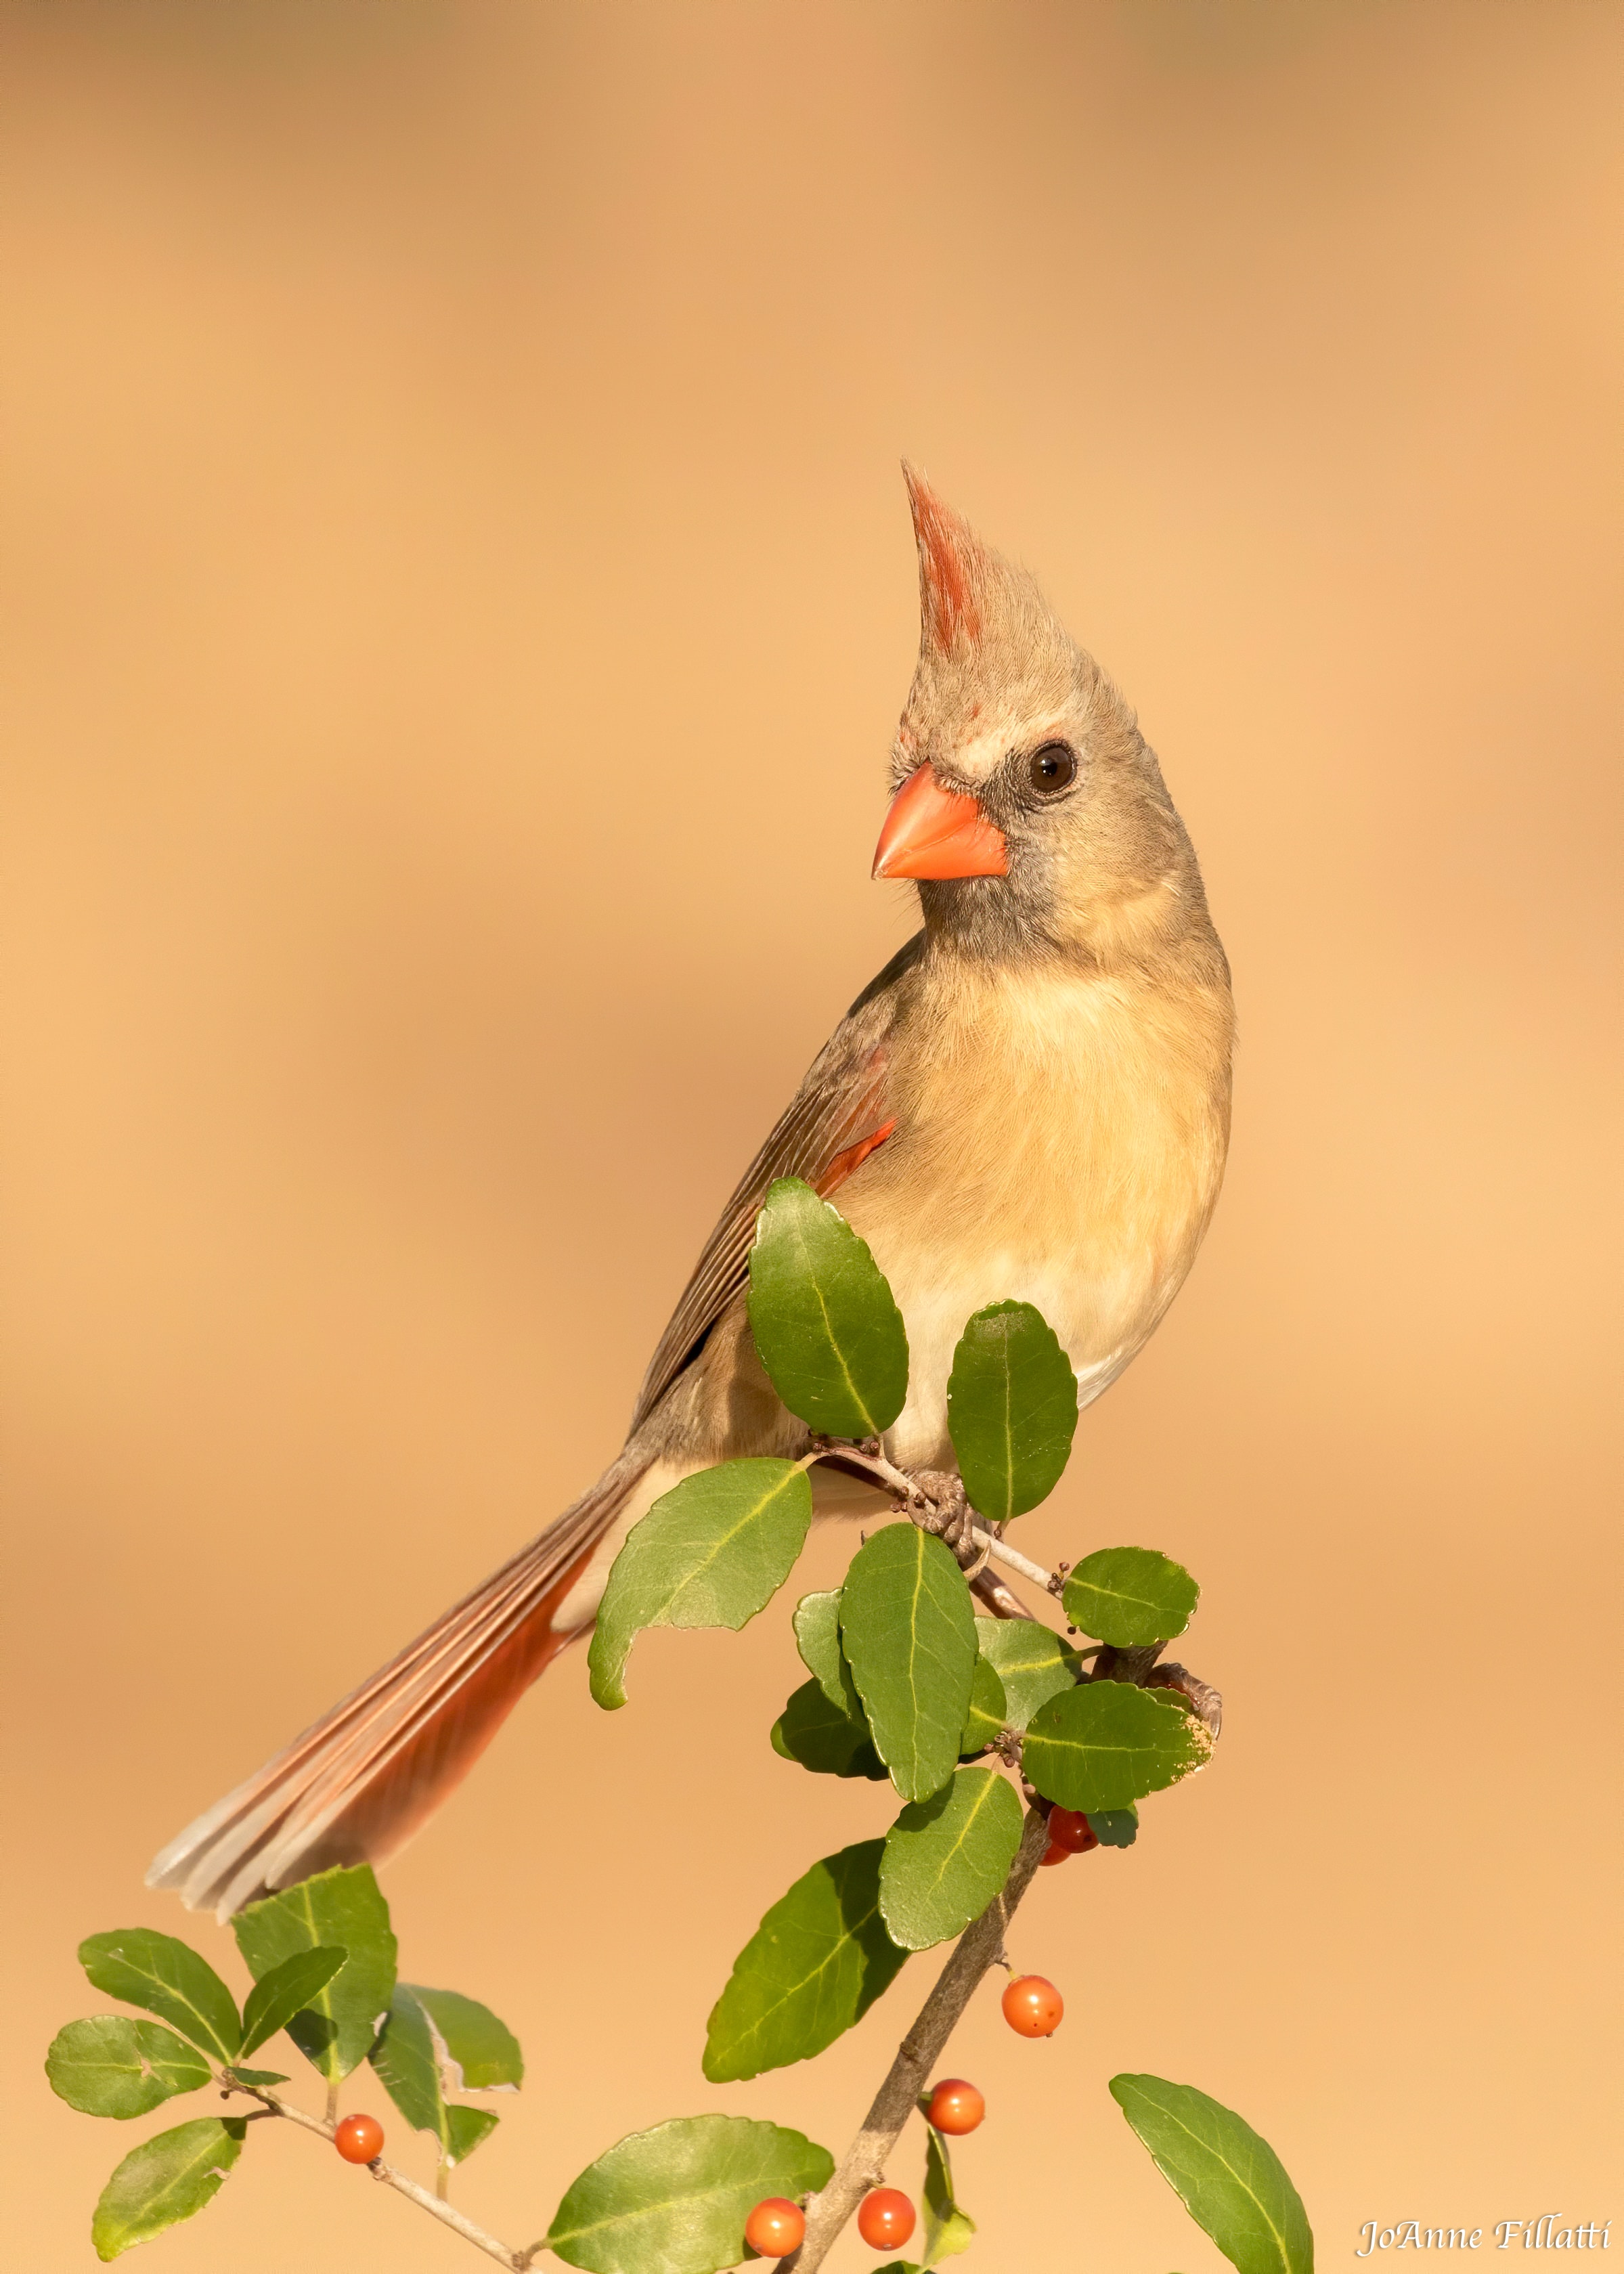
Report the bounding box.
[874,468,1202,968]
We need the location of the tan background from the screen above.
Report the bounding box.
[3,3,1620,2267]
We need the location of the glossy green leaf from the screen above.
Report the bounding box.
[747,1179,908,1436]
[588,1460,812,1709]
[232,1863,397,2083]
[1089,1805,1139,1847]
[793,1588,862,1713]
[446,2105,501,2164]
[223,2066,287,2086]
[369,1984,511,2164]
[1024,1682,1210,1813]
[973,1618,1081,1730]
[1063,1546,1200,1646]
[47,2017,211,2120]
[946,1300,1078,1521]
[1110,2074,1313,2274]
[79,1931,240,2063]
[238,1946,347,2058]
[921,2124,976,2266]
[879,1769,1024,1951]
[841,1526,978,1803]
[545,2114,834,2274]
[959,1656,1007,1755]
[91,2118,242,2260]
[369,1985,445,2139]
[703,1841,907,2082]
[411,1986,523,2091]
[771,1678,887,1779]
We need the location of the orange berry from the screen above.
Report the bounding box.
[334,2112,385,2163]
[1001,1973,1063,2037]
[926,2078,985,2135]
[1039,1839,1070,1866]
[1046,1807,1099,1854]
[856,2187,916,2249]
[743,2198,806,2257]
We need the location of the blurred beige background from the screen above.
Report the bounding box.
[3,3,1620,2267]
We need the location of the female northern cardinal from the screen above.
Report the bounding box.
[150,471,1233,1916]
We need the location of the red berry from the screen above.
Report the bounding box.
[926,2078,985,2135]
[856,2188,916,2249]
[1047,1807,1099,1854]
[743,2198,806,2257]
[334,2112,385,2163]
[1039,1839,1070,1866]
[1001,1973,1063,2037]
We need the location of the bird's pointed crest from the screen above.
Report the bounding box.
[904,464,988,655]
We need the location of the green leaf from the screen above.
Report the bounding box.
[369,1984,445,2139]
[1063,1546,1200,1646]
[1024,1682,1211,1813]
[47,2017,211,2120]
[1110,2074,1313,2274]
[1089,1805,1139,1847]
[238,1946,347,2058]
[921,2124,976,2266]
[959,1656,1007,1755]
[410,1986,523,2091]
[841,1525,979,1803]
[90,2118,242,2260]
[703,1840,907,2083]
[771,1678,887,1779]
[232,1863,397,2083]
[946,1300,1079,1521]
[879,1769,1024,1951]
[786,1590,890,1770]
[79,1931,241,2063]
[371,1984,521,2161]
[222,2067,287,2086]
[545,2114,834,2274]
[973,1618,1081,1730]
[588,1460,813,1709]
[747,1178,908,1436]
[793,1588,862,1714]
[446,2105,501,2164]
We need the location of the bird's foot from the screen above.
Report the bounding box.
[906,1469,989,1573]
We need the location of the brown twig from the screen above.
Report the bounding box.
[809,1443,1060,1596]
[219,2076,526,2270]
[781,1799,1053,2274]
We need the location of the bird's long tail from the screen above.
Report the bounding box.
[146,1447,653,1919]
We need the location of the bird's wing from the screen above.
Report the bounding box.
[629,930,925,1433]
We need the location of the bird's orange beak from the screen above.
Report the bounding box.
[871,762,1009,881]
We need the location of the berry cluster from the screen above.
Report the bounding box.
[332,1811,1084,2259]
[742,1933,1069,2254]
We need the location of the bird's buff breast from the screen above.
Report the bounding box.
[836,958,1232,1473]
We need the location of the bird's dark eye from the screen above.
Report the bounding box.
[1028,741,1077,793]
